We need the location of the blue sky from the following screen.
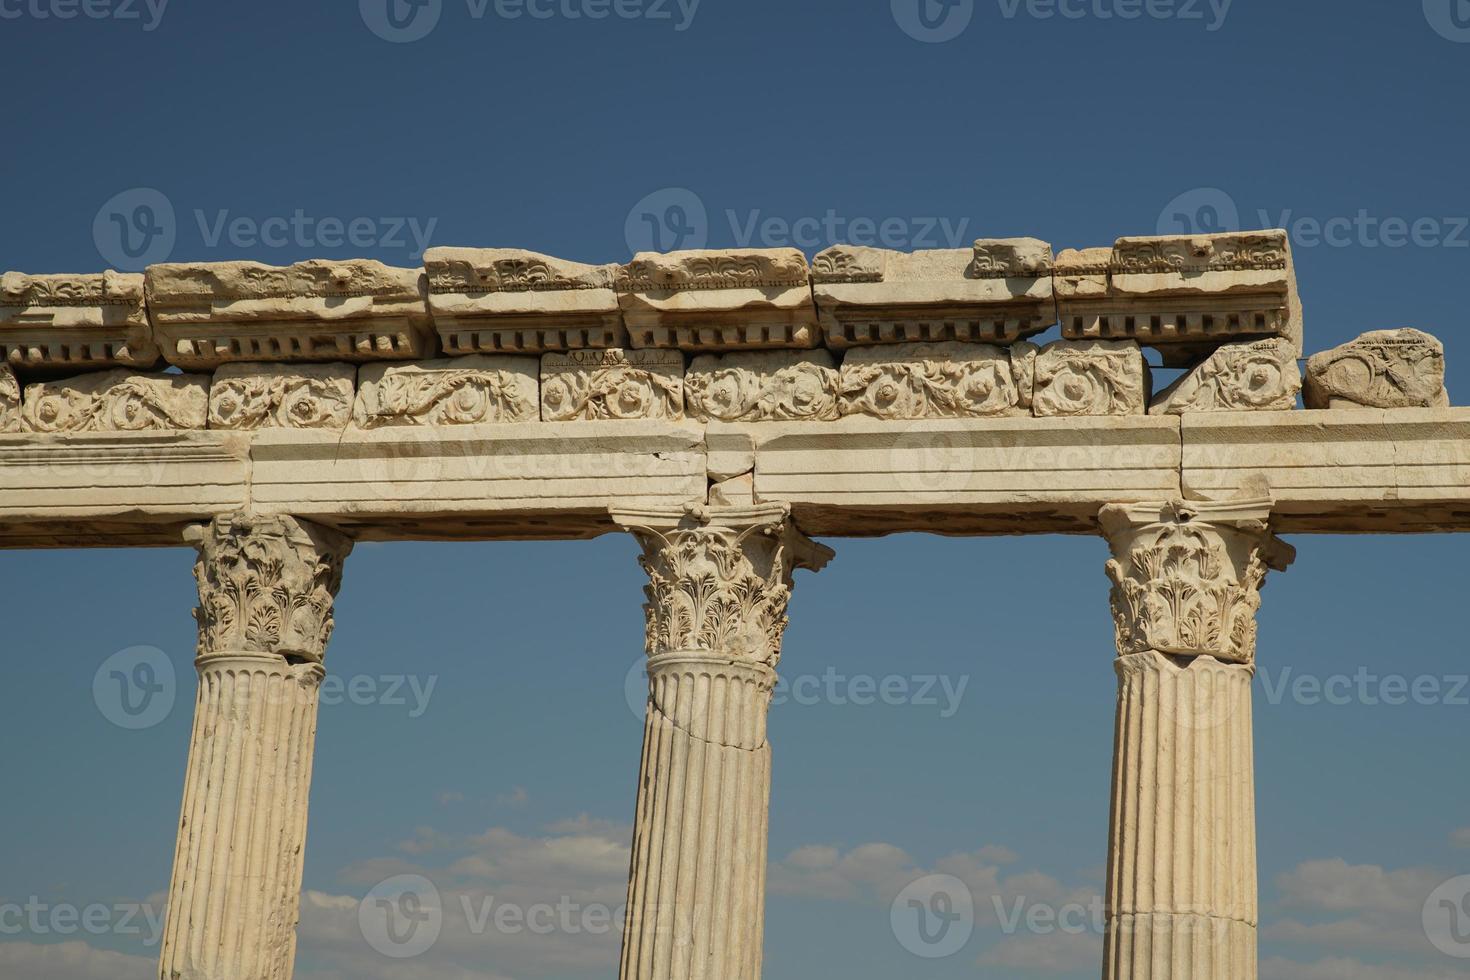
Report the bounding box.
[1,1,1469,978]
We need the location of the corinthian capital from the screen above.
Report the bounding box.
[1100,498,1294,664]
[185,512,353,662]
[612,505,833,668]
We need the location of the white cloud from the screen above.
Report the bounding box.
[0,941,154,980]
[977,931,1102,972]
[1267,857,1452,958]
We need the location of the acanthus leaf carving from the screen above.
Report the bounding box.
[970,238,1054,279]
[838,342,1021,420]
[811,245,888,284]
[1303,328,1448,410]
[22,371,208,433]
[1111,232,1289,275]
[0,365,19,433]
[1033,341,1148,417]
[355,357,538,428]
[617,249,810,293]
[1149,338,1302,415]
[540,350,684,421]
[209,364,355,430]
[685,351,839,422]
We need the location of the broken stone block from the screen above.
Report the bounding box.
[22,370,208,432]
[1033,340,1149,417]
[1304,328,1448,409]
[209,363,356,430]
[0,270,159,371]
[354,355,538,428]
[685,350,839,422]
[1149,338,1301,415]
[540,349,684,421]
[838,341,1024,420]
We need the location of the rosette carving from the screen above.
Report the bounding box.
[1033,341,1148,417]
[0,366,19,433]
[1150,338,1301,415]
[354,357,538,428]
[1303,328,1448,409]
[1101,500,1294,665]
[540,350,684,421]
[685,351,839,422]
[209,364,354,430]
[22,370,208,432]
[839,342,1022,419]
[187,513,353,663]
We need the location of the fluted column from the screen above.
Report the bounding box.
[1099,499,1294,980]
[159,513,352,980]
[612,504,832,980]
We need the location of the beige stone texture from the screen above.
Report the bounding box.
[209,362,355,430]
[540,348,683,421]
[1150,337,1301,415]
[1033,340,1150,417]
[1011,340,1039,410]
[839,341,1025,419]
[0,270,160,371]
[0,365,19,433]
[617,248,819,350]
[1059,231,1302,367]
[22,369,209,433]
[685,350,840,422]
[708,471,756,506]
[425,247,626,353]
[354,355,538,428]
[145,259,434,368]
[812,239,1054,349]
[1303,328,1448,409]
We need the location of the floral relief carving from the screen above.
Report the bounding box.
[839,342,1021,419]
[540,350,683,421]
[1303,328,1448,409]
[618,250,810,292]
[970,238,1054,279]
[22,371,208,433]
[811,246,887,283]
[1150,338,1301,415]
[0,366,19,433]
[685,352,839,422]
[1033,341,1147,417]
[1111,232,1288,275]
[188,513,353,662]
[355,357,538,428]
[209,365,355,430]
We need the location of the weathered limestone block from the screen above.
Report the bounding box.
[161,513,352,980]
[613,505,832,980]
[1150,337,1301,415]
[0,365,19,432]
[0,270,160,371]
[426,247,626,353]
[145,259,434,368]
[617,248,818,350]
[1059,231,1302,367]
[838,341,1024,419]
[1033,340,1149,417]
[686,350,839,422]
[1303,328,1448,409]
[209,362,355,430]
[22,370,208,432]
[354,355,538,428]
[812,239,1054,349]
[540,349,684,421]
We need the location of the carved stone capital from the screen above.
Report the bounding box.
[613,505,833,669]
[1100,499,1294,664]
[186,513,353,663]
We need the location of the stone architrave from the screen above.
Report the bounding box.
[1033,340,1150,417]
[1099,499,1294,980]
[1303,328,1449,409]
[0,270,160,371]
[353,355,539,427]
[209,363,356,430]
[1150,337,1301,415]
[612,504,832,980]
[617,249,819,350]
[838,341,1025,419]
[22,370,209,432]
[145,260,434,368]
[812,239,1055,349]
[685,350,840,422]
[159,513,352,980]
[540,349,684,421]
[425,247,626,353]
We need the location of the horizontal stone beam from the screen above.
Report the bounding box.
[0,409,1465,547]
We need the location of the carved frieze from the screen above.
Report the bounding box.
[810,245,887,284]
[209,363,355,430]
[187,512,353,662]
[970,237,1054,278]
[22,370,208,433]
[1033,340,1149,417]
[145,259,433,369]
[0,365,19,433]
[1303,328,1449,410]
[1100,499,1294,664]
[839,342,1023,420]
[0,270,160,370]
[685,350,839,422]
[354,355,538,428]
[1150,338,1302,415]
[540,349,684,421]
[612,505,833,667]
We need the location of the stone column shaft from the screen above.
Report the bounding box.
[1099,499,1293,980]
[613,505,831,980]
[159,513,351,980]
